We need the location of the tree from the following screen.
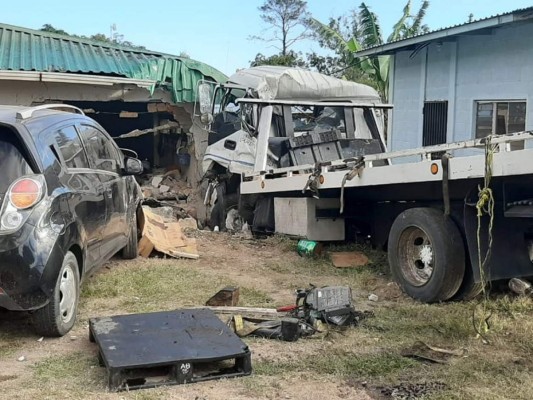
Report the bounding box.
[39,24,145,50]
[307,1,430,100]
[40,24,69,35]
[251,51,307,68]
[250,0,309,67]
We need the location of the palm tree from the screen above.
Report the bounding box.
[308,1,429,101]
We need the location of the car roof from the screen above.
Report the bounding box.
[0,105,85,126]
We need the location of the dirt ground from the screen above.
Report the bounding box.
[0,231,532,400]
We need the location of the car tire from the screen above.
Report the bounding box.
[122,210,138,259]
[33,251,80,337]
[388,208,465,303]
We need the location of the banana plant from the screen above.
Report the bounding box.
[308,1,429,101]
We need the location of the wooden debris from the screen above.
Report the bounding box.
[206,287,240,307]
[330,251,369,268]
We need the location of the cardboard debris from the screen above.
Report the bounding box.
[330,251,369,268]
[140,207,199,259]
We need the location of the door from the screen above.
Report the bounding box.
[422,101,448,146]
[77,124,128,261]
[49,125,106,269]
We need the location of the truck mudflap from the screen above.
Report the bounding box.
[464,189,533,282]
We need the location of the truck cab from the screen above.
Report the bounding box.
[199,66,388,231]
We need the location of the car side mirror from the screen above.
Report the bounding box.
[123,157,143,175]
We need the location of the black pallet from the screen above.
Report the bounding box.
[89,308,252,391]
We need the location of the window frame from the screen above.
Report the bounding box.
[50,124,91,170]
[76,123,123,174]
[474,100,527,139]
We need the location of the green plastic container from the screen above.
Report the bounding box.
[297,240,323,257]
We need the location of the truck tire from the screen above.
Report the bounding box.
[209,193,241,231]
[388,208,465,303]
[452,263,484,301]
[33,251,80,337]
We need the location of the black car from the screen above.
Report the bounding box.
[0,104,143,336]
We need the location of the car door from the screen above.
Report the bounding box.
[48,124,107,270]
[77,123,128,261]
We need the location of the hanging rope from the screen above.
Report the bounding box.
[474,135,497,343]
[340,158,365,214]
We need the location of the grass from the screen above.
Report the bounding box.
[1,237,532,400]
[81,261,229,313]
[254,351,417,378]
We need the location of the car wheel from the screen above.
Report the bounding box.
[387,208,465,303]
[122,210,139,259]
[33,251,80,337]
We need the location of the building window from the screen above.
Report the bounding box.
[475,101,526,138]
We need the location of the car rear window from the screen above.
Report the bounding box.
[0,126,34,194]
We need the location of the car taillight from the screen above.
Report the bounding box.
[9,178,42,209]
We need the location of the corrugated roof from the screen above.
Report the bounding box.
[0,23,227,103]
[355,6,533,57]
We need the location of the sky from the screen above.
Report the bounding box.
[2,0,533,76]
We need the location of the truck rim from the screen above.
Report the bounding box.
[59,263,77,324]
[398,226,434,286]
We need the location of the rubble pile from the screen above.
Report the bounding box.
[136,168,203,259]
[139,168,198,221]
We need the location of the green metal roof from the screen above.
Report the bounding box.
[0,23,227,103]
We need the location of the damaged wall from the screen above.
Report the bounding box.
[0,79,210,205]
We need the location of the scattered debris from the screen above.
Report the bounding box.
[509,278,532,296]
[401,341,466,364]
[17,356,25,362]
[151,176,164,188]
[226,286,371,342]
[368,293,379,302]
[205,286,240,307]
[330,251,369,268]
[372,381,447,399]
[140,207,199,259]
[231,315,301,341]
[205,306,280,319]
[36,337,44,342]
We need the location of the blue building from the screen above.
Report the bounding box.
[354,7,533,153]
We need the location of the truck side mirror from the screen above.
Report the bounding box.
[198,83,213,124]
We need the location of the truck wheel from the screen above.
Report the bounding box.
[388,208,465,303]
[122,210,138,259]
[209,193,243,231]
[452,263,484,301]
[33,251,80,337]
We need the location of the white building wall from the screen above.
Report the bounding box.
[390,22,533,152]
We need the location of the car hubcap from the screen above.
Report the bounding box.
[59,264,77,323]
[398,227,434,286]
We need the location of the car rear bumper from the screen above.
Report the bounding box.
[0,224,62,311]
